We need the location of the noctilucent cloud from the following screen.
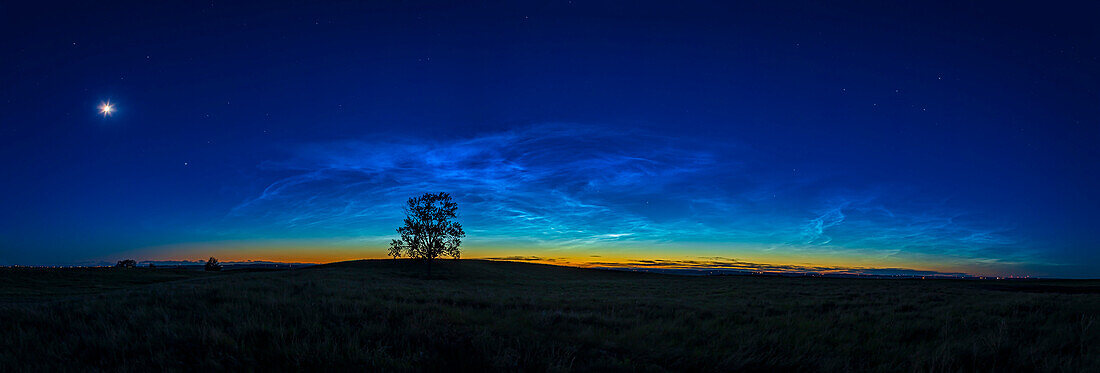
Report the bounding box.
[2,1,1098,277]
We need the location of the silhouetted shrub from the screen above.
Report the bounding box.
[115,259,137,268]
[204,257,222,272]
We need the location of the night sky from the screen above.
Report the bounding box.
[2,1,1098,277]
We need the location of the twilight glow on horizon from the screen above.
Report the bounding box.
[2,2,1098,278]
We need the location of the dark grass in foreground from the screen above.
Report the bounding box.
[1,260,1097,371]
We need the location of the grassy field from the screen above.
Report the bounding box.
[0,260,1096,371]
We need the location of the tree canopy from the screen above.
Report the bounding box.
[388,192,465,269]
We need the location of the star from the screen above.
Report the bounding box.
[99,101,114,117]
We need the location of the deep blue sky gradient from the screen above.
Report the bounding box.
[1,1,1098,277]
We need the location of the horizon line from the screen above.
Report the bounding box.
[3,257,1081,280]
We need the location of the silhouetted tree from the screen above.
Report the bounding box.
[388,243,401,261]
[204,257,222,271]
[116,259,137,268]
[388,192,465,276]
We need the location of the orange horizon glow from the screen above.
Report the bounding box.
[111,239,1011,277]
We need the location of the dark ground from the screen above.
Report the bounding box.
[1,259,1096,371]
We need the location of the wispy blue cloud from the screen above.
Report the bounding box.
[226,123,1046,275]
[229,125,716,245]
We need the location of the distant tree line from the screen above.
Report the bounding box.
[114,257,223,271]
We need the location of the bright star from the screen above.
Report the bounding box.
[99,101,114,117]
